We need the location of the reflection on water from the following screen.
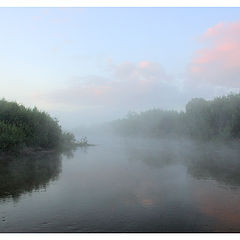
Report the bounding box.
[126,138,184,168]
[1,137,240,232]
[187,143,240,187]
[0,151,62,201]
[127,139,240,188]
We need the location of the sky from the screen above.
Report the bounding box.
[1,7,240,129]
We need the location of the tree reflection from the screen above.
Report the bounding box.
[126,139,240,188]
[187,142,240,187]
[0,151,63,201]
[126,139,186,168]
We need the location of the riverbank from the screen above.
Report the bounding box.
[0,142,96,161]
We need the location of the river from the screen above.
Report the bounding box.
[1,136,240,232]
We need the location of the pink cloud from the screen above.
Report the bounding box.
[139,61,150,68]
[39,61,181,110]
[188,20,240,87]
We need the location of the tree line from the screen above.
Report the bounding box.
[111,93,240,141]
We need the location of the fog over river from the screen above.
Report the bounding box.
[1,135,240,232]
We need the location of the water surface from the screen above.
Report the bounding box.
[1,136,240,232]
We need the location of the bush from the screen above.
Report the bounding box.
[0,99,76,152]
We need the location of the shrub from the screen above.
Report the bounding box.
[0,99,76,152]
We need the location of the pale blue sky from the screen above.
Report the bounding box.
[1,8,240,128]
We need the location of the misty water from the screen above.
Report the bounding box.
[1,135,240,232]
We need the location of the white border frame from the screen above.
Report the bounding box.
[0,0,239,7]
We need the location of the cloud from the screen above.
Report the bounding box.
[188,20,240,88]
[37,61,184,112]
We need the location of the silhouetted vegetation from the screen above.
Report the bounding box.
[112,93,240,142]
[0,99,77,152]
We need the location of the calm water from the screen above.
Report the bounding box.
[1,136,240,232]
